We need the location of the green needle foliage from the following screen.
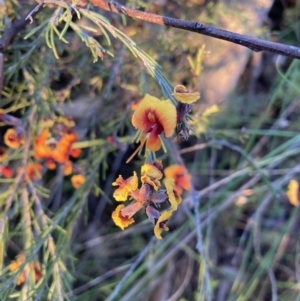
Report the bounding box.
[0,1,300,301]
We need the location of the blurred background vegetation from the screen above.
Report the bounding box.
[1,0,300,300]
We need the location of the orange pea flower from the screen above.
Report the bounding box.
[4,128,24,149]
[172,84,200,104]
[71,174,86,189]
[164,164,191,196]
[154,210,173,240]
[34,129,78,163]
[8,253,43,285]
[112,204,135,230]
[287,179,300,207]
[131,94,177,152]
[112,172,138,201]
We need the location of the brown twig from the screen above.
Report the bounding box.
[90,0,300,60]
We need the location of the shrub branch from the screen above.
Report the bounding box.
[0,3,43,96]
[89,0,300,60]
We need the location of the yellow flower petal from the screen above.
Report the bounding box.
[287,179,300,207]
[154,99,177,138]
[141,163,163,190]
[112,172,139,201]
[154,210,173,240]
[164,178,178,211]
[141,163,163,180]
[112,205,135,230]
[141,175,161,191]
[173,84,200,104]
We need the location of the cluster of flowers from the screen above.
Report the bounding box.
[33,115,85,188]
[8,253,43,286]
[1,114,87,287]
[3,115,86,286]
[112,161,191,239]
[112,84,199,239]
[0,110,85,188]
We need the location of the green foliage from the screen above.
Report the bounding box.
[1,0,300,301]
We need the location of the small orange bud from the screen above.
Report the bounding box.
[71,174,85,189]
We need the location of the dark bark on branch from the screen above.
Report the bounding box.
[90,0,300,60]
